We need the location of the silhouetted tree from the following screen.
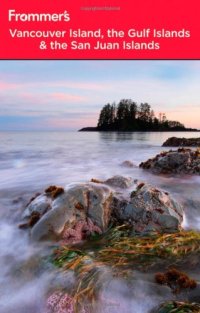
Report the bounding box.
[97,103,115,129]
[97,99,186,131]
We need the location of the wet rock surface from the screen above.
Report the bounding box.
[140,148,200,175]
[30,182,113,241]
[20,177,183,241]
[104,175,134,189]
[120,160,137,168]
[112,181,183,233]
[163,137,200,147]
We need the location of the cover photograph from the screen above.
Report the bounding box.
[0,1,200,313]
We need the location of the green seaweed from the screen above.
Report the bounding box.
[52,228,200,270]
[51,228,200,309]
[155,301,200,313]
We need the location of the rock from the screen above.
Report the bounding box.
[163,136,200,147]
[140,148,200,175]
[120,160,136,168]
[104,175,134,189]
[21,178,183,241]
[187,282,200,302]
[30,183,113,241]
[22,194,51,219]
[112,182,183,233]
[132,280,172,299]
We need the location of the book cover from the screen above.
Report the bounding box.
[0,1,200,313]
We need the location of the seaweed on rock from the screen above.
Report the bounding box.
[155,268,197,294]
[153,301,200,313]
[53,229,200,270]
[50,228,200,310]
[45,185,64,199]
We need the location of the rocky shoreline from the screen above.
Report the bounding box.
[140,148,200,175]
[163,137,200,147]
[18,138,200,313]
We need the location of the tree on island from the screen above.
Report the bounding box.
[97,99,186,131]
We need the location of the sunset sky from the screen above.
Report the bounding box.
[0,60,200,130]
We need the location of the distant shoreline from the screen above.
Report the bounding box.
[79,127,200,132]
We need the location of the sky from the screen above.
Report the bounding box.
[0,60,200,130]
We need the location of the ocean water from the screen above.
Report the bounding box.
[1,131,200,313]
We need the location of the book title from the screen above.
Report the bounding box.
[7,10,191,52]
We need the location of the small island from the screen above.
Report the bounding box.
[79,99,198,132]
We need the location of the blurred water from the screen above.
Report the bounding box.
[0,130,199,189]
[0,131,200,312]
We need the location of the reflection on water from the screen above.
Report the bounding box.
[0,130,200,312]
[99,131,200,143]
[99,131,155,142]
[99,132,135,141]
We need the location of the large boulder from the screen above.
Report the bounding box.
[22,183,113,241]
[140,148,200,175]
[112,182,183,233]
[20,177,183,241]
[163,136,200,147]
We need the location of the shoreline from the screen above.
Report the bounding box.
[79,127,200,132]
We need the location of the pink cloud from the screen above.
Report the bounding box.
[51,93,87,102]
[18,92,38,101]
[4,91,87,106]
[0,81,19,90]
[0,80,107,92]
[44,114,97,129]
[165,105,200,129]
[52,81,108,91]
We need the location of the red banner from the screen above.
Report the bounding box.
[1,0,200,59]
